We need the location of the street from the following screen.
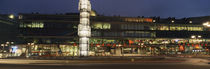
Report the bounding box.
[0,63,209,69]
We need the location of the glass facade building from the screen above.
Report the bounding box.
[0,14,18,58]
[12,12,210,57]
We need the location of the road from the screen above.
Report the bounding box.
[0,63,209,69]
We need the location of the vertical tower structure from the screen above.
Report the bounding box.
[78,0,91,56]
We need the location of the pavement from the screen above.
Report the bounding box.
[0,57,209,65]
[0,62,210,69]
[0,57,187,64]
[0,57,209,69]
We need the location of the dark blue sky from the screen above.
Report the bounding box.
[0,0,210,18]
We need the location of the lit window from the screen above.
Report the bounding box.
[20,22,44,28]
[18,15,23,19]
[93,23,103,29]
[171,20,175,23]
[189,21,192,23]
[103,23,111,29]
[92,23,111,29]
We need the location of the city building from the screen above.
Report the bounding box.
[13,12,210,57]
[0,14,18,58]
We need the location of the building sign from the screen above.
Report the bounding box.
[124,18,153,23]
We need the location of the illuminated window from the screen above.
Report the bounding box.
[158,25,169,30]
[168,25,203,31]
[123,31,155,37]
[18,15,23,19]
[103,23,111,29]
[19,22,44,28]
[170,26,176,30]
[189,21,192,23]
[93,23,102,29]
[92,23,111,29]
[171,20,175,23]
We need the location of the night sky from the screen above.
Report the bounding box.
[0,0,210,18]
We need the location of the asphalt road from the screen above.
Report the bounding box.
[0,63,209,69]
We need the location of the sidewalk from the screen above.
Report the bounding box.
[0,57,187,65]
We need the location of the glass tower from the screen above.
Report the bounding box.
[78,0,91,56]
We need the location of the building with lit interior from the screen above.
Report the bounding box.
[0,14,18,57]
[8,11,210,57]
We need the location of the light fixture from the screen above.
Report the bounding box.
[171,20,175,23]
[9,14,14,19]
[153,20,156,23]
[1,44,4,46]
[198,35,202,38]
[191,35,196,39]
[6,42,10,44]
[189,21,192,23]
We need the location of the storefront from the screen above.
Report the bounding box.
[9,38,210,57]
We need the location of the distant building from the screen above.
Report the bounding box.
[14,12,210,57]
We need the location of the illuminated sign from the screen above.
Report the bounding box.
[124,18,153,23]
